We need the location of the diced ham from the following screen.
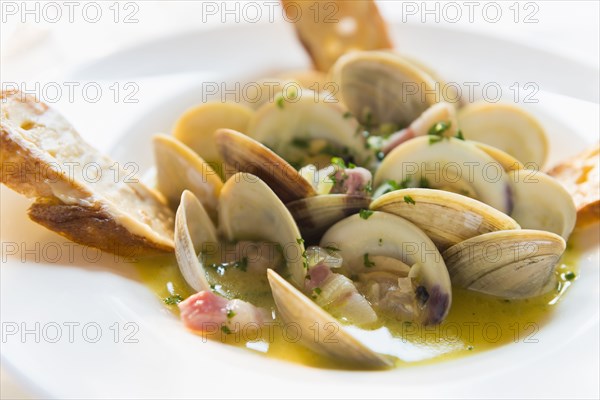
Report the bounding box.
[331,167,372,196]
[178,291,272,333]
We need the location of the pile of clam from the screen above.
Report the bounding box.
[152,51,576,368]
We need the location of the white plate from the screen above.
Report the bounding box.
[1,22,599,399]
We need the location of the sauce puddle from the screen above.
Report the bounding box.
[135,245,579,369]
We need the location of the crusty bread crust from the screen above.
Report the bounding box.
[548,143,600,228]
[282,0,392,72]
[1,89,174,256]
[28,197,173,256]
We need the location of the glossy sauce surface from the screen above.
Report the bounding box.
[136,246,579,369]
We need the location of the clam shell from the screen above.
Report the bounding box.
[173,101,253,167]
[509,169,577,239]
[219,173,306,287]
[153,134,223,219]
[215,128,316,203]
[442,230,565,299]
[374,136,512,214]
[247,88,372,167]
[458,102,548,168]
[370,188,520,251]
[329,51,441,128]
[286,194,371,243]
[320,212,452,325]
[267,269,393,368]
[174,190,217,292]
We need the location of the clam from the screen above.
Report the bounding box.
[215,129,373,242]
[320,212,452,325]
[442,230,566,299]
[218,172,306,287]
[286,194,371,243]
[457,102,548,168]
[173,101,254,169]
[214,128,316,203]
[247,88,372,168]
[374,136,512,214]
[508,169,577,239]
[174,190,217,292]
[473,142,524,171]
[153,134,223,219]
[370,188,520,251]
[329,51,441,128]
[267,269,393,368]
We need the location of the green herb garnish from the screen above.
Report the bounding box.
[275,95,285,109]
[226,309,236,319]
[428,121,452,144]
[455,129,465,140]
[564,271,576,280]
[363,253,375,268]
[343,111,353,119]
[221,326,232,335]
[359,209,374,220]
[324,245,340,252]
[314,287,322,295]
[419,177,430,188]
[163,294,183,305]
[296,238,305,245]
[404,195,416,205]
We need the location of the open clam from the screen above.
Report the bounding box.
[458,102,548,168]
[508,169,577,239]
[374,136,512,214]
[173,101,254,170]
[214,128,316,203]
[329,51,442,129]
[286,195,371,244]
[320,212,452,325]
[174,190,217,292]
[267,269,393,368]
[215,129,373,243]
[442,230,566,299]
[218,172,306,287]
[153,134,223,219]
[370,188,520,251]
[247,88,372,168]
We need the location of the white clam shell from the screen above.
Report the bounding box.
[442,230,565,299]
[370,188,520,251]
[375,136,512,214]
[219,173,306,287]
[458,102,548,168]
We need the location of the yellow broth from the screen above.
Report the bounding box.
[135,245,579,369]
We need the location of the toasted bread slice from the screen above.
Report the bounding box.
[282,0,392,72]
[1,90,174,256]
[548,143,600,228]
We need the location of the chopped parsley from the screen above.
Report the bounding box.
[428,121,451,144]
[363,253,375,268]
[324,245,340,252]
[331,156,355,169]
[378,238,383,246]
[359,209,374,220]
[163,294,184,305]
[403,195,416,205]
[296,238,305,245]
[467,345,474,351]
[221,325,232,335]
[275,96,285,109]
[343,111,353,119]
[364,180,373,195]
[311,287,322,299]
[226,309,236,319]
[376,151,385,161]
[455,129,465,140]
[564,271,576,280]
